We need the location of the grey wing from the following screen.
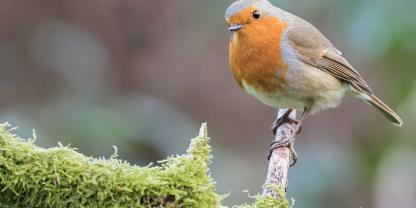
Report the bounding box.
[285,15,373,94]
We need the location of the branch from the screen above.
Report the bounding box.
[263,109,297,197]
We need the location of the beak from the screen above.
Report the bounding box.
[228,24,243,32]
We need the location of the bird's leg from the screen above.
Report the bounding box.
[269,108,310,166]
[271,109,298,135]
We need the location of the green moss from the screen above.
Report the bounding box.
[0,122,292,208]
[235,185,292,208]
[0,123,223,208]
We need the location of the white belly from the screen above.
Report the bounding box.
[241,80,305,109]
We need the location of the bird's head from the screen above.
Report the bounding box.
[225,0,281,33]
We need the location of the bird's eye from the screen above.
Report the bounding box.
[252,10,261,19]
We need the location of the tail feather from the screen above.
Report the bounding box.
[363,94,403,127]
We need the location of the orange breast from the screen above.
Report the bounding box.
[229,16,288,93]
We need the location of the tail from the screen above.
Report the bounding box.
[362,93,403,127]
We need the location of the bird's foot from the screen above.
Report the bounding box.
[271,110,299,135]
[268,138,298,167]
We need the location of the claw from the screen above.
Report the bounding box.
[268,139,298,166]
[288,143,298,166]
[296,126,302,135]
[271,110,298,135]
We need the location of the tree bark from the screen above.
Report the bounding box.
[262,109,297,198]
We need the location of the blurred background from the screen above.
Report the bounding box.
[0,0,415,207]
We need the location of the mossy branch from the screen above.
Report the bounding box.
[0,122,290,208]
[263,109,297,196]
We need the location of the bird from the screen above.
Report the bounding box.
[225,0,403,165]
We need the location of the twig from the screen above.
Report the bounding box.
[262,109,297,198]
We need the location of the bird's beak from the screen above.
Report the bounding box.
[228,24,243,32]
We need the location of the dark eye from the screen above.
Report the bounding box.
[252,10,261,19]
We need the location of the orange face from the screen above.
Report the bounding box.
[226,6,258,28]
[227,6,289,93]
[226,5,287,36]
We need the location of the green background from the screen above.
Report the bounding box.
[0,0,415,207]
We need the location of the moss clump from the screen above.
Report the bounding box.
[235,185,291,208]
[0,123,223,208]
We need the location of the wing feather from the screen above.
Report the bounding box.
[285,15,373,94]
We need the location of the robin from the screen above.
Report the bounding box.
[225,0,403,165]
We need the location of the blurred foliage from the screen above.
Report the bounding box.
[0,0,415,207]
